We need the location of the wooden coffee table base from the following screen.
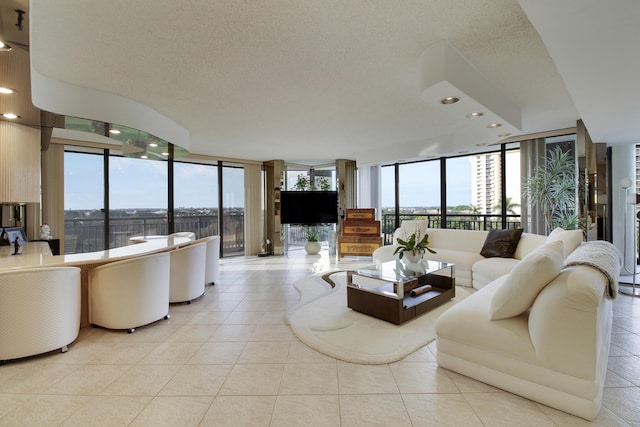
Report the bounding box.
[347,271,455,325]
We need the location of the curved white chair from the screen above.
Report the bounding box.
[192,235,220,285]
[89,252,170,333]
[169,231,196,240]
[0,267,81,363]
[170,242,206,303]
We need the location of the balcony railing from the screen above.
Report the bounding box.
[381,213,521,245]
[64,213,244,256]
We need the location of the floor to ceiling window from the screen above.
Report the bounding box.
[109,155,168,247]
[221,164,245,256]
[173,161,219,238]
[398,160,441,227]
[380,164,397,243]
[63,149,105,254]
[64,145,244,256]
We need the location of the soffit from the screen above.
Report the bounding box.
[29,1,580,164]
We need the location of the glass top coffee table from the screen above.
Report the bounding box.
[347,259,455,324]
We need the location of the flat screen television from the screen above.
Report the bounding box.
[280,191,338,225]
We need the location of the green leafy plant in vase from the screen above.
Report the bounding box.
[393,230,436,263]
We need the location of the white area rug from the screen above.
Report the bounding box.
[286,271,472,364]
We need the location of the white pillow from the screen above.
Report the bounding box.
[489,240,565,320]
[546,227,583,255]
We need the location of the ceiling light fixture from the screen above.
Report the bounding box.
[440,96,460,105]
[466,112,483,118]
[498,133,512,138]
[2,113,19,119]
[108,129,121,135]
[487,123,502,128]
[0,87,14,94]
[148,142,158,148]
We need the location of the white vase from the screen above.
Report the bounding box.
[305,241,321,255]
[402,251,423,264]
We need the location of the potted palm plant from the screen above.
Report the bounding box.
[393,230,436,263]
[523,146,579,232]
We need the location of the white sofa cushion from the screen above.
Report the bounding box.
[489,240,565,320]
[547,227,583,255]
[472,257,520,289]
[513,233,549,260]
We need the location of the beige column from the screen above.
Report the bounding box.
[243,163,263,256]
[41,143,65,252]
[264,160,284,255]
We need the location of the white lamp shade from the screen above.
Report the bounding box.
[620,177,633,189]
[0,122,41,204]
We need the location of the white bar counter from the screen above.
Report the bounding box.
[0,236,192,327]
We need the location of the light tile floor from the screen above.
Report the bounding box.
[1,250,640,426]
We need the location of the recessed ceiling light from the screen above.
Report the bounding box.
[2,113,19,119]
[0,87,14,94]
[498,133,512,138]
[487,123,502,128]
[109,129,121,135]
[440,96,460,105]
[149,143,158,148]
[466,112,483,118]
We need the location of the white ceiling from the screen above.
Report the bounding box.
[18,0,640,164]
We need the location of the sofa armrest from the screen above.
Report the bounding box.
[528,266,611,380]
[372,244,400,264]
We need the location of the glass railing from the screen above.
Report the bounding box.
[63,213,244,256]
[380,213,521,245]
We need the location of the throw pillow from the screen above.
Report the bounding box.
[489,240,565,320]
[546,227,583,255]
[480,228,524,258]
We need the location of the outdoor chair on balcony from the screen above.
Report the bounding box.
[89,252,170,333]
[169,241,206,303]
[0,266,81,363]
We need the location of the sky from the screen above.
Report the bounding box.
[64,153,244,210]
[64,151,518,211]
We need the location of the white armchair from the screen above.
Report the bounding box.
[170,241,206,303]
[202,235,220,285]
[0,266,81,363]
[89,252,170,333]
[169,231,196,240]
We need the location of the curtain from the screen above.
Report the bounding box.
[243,163,263,256]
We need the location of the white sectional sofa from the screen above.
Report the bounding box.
[372,221,581,288]
[436,240,620,420]
[372,221,620,419]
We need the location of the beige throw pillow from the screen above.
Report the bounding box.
[489,240,565,320]
[546,227,583,255]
